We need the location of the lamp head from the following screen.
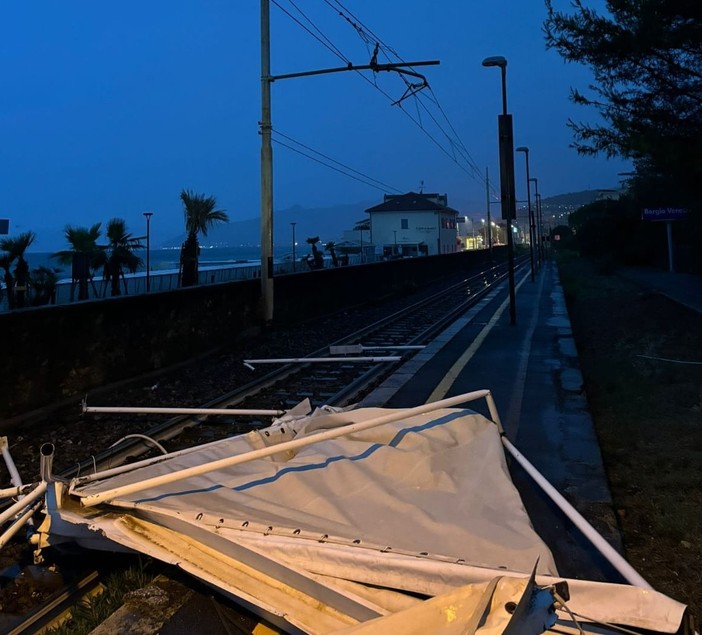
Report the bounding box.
[482,56,507,69]
[143,211,153,219]
[529,177,538,184]
[516,146,529,153]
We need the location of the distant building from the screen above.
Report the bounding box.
[365,192,459,257]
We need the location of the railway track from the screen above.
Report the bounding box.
[73,261,510,470]
[0,258,525,634]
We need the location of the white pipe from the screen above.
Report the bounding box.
[72,424,278,488]
[0,482,47,527]
[40,443,55,483]
[360,345,425,351]
[109,434,168,455]
[501,436,652,590]
[329,345,425,354]
[77,389,493,507]
[243,356,401,364]
[82,406,285,416]
[0,502,41,548]
[0,484,36,499]
[0,437,23,490]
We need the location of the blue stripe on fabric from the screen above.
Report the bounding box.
[133,410,466,503]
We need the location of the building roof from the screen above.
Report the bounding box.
[365,192,458,215]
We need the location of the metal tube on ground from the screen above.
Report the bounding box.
[40,443,55,483]
[244,356,402,364]
[501,436,652,589]
[0,482,47,527]
[82,406,285,416]
[1,437,24,490]
[0,502,42,548]
[0,484,37,500]
[78,389,494,507]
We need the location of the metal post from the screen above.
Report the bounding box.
[485,167,493,257]
[530,178,542,267]
[143,212,153,292]
[260,0,274,324]
[537,192,544,262]
[483,55,517,325]
[516,148,535,282]
[291,222,296,272]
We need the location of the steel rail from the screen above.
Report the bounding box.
[64,263,514,478]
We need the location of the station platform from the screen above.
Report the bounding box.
[361,258,625,583]
[132,260,702,633]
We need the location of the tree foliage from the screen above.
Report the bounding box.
[0,231,35,308]
[544,1,702,195]
[102,218,143,297]
[52,224,104,301]
[179,190,228,287]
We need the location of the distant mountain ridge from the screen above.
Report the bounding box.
[541,189,614,208]
[160,201,376,251]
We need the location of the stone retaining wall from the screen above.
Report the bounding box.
[0,249,499,418]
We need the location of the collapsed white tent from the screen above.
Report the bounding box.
[37,391,689,634]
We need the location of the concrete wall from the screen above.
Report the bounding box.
[0,249,501,419]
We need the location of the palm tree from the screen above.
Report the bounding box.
[52,224,104,301]
[30,266,60,306]
[0,252,15,310]
[179,189,229,287]
[325,241,339,267]
[0,231,35,308]
[102,218,143,297]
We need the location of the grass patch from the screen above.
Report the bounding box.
[45,558,157,635]
[558,254,702,618]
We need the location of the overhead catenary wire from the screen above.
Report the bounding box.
[323,0,497,196]
[273,0,495,196]
[272,138,403,194]
[272,129,403,193]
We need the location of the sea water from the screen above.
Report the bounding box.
[23,245,292,278]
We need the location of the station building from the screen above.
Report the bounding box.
[364,192,460,257]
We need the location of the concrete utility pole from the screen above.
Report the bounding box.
[485,167,493,258]
[515,147,535,282]
[259,0,439,324]
[260,0,274,324]
[143,212,153,292]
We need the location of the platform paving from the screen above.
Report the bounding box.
[361,259,625,582]
[129,260,702,632]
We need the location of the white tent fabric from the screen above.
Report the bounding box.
[71,407,558,576]
[55,404,688,634]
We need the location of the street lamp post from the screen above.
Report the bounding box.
[393,230,397,256]
[290,222,296,272]
[143,212,153,292]
[482,55,517,325]
[529,177,543,266]
[516,146,535,282]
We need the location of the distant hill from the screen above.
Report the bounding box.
[541,189,617,209]
[160,201,375,251]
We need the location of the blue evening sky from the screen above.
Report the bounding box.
[1,1,627,250]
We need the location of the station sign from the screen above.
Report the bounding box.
[641,208,688,222]
[0,219,8,235]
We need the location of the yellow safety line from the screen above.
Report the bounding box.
[426,272,531,404]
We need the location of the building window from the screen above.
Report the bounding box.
[401,218,408,229]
